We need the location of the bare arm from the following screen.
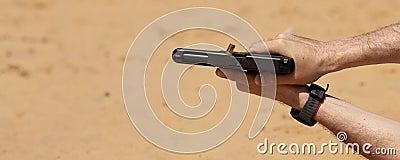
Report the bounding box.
[215,23,400,159]
[250,23,400,85]
[316,96,400,160]
[327,23,400,72]
[214,70,400,159]
[271,84,400,160]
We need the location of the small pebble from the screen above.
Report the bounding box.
[104,92,110,97]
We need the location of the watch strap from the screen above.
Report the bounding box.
[290,84,328,126]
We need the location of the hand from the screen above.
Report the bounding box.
[249,34,335,85]
[215,68,309,110]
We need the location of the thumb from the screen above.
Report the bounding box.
[263,39,291,57]
[248,40,268,53]
[248,39,291,57]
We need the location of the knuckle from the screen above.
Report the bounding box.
[277,33,290,39]
[276,38,285,44]
[263,37,274,42]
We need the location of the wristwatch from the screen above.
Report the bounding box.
[290,84,329,126]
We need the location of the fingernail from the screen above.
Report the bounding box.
[215,68,226,78]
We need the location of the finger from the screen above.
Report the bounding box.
[264,37,275,41]
[254,73,276,86]
[255,73,296,85]
[249,38,289,58]
[275,84,309,109]
[249,26,294,53]
[217,68,259,85]
[217,68,255,85]
[275,74,296,85]
[263,39,289,56]
[248,40,268,53]
[283,27,294,34]
[215,68,226,78]
[237,72,257,85]
[236,82,249,93]
[236,82,261,96]
[236,80,277,99]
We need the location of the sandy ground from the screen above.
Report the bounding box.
[0,0,399,159]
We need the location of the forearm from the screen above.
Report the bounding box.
[326,23,400,72]
[277,87,400,159]
[314,97,400,159]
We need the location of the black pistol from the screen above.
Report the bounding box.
[171,44,295,74]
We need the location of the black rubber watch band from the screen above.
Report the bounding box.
[290,84,328,126]
[290,108,316,126]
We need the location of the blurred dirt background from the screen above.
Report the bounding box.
[0,0,399,159]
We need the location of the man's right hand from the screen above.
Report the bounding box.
[249,34,336,85]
